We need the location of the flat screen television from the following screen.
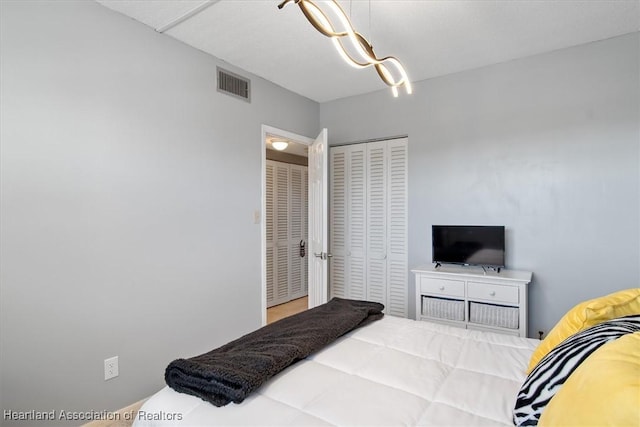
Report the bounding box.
[432,225,505,268]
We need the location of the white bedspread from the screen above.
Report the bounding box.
[134,316,538,426]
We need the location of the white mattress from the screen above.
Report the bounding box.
[134,316,538,426]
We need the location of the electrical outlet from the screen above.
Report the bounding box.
[104,356,119,380]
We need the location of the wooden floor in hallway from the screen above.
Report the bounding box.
[267,296,308,324]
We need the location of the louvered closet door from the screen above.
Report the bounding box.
[329,147,347,298]
[289,165,307,300]
[275,163,290,305]
[366,141,387,305]
[302,167,309,294]
[386,139,408,317]
[266,163,276,306]
[302,167,311,295]
[329,145,367,301]
[328,139,409,317]
[348,145,367,300]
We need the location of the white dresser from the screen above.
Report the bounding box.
[412,264,532,337]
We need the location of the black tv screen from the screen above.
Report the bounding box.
[432,225,505,268]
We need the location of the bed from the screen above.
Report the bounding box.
[133,289,640,427]
[134,314,538,426]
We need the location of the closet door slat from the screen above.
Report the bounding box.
[348,146,367,300]
[387,140,408,317]
[329,148,348,298]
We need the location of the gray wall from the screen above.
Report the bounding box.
[0,0,318,425]
[320,32,640,337]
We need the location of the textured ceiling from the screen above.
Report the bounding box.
[97,0,639,103]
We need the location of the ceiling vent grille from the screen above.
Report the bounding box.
[217,67,250,102]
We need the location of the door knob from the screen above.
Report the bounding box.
[313,252,331,260]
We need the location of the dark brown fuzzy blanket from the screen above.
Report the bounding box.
[164,297,384,407]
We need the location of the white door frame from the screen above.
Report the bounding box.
[261,125,314,325]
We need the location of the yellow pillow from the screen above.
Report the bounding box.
[539,332,640,427]
[528,288,640,373]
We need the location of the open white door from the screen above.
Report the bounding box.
[308,128,328,308]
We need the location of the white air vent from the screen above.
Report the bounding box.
[217,67,250,102]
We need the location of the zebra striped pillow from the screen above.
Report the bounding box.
[513,314,640,426]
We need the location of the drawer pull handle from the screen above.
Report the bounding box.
[439,286,445,291]
[489,291,496,297]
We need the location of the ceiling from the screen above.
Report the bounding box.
[266,135,309,157]
[96,0,639,103]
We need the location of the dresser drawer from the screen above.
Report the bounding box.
[420,277,465,298]
[468,282,519,304]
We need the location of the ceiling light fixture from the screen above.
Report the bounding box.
[278,0,412,97]
[271,140,289,151]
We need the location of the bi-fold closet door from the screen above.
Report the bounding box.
[266,160,309,308]
[329,138,408,317]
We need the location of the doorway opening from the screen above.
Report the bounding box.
[260,125,313,325]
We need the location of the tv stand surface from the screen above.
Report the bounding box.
[412,264,532,337]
